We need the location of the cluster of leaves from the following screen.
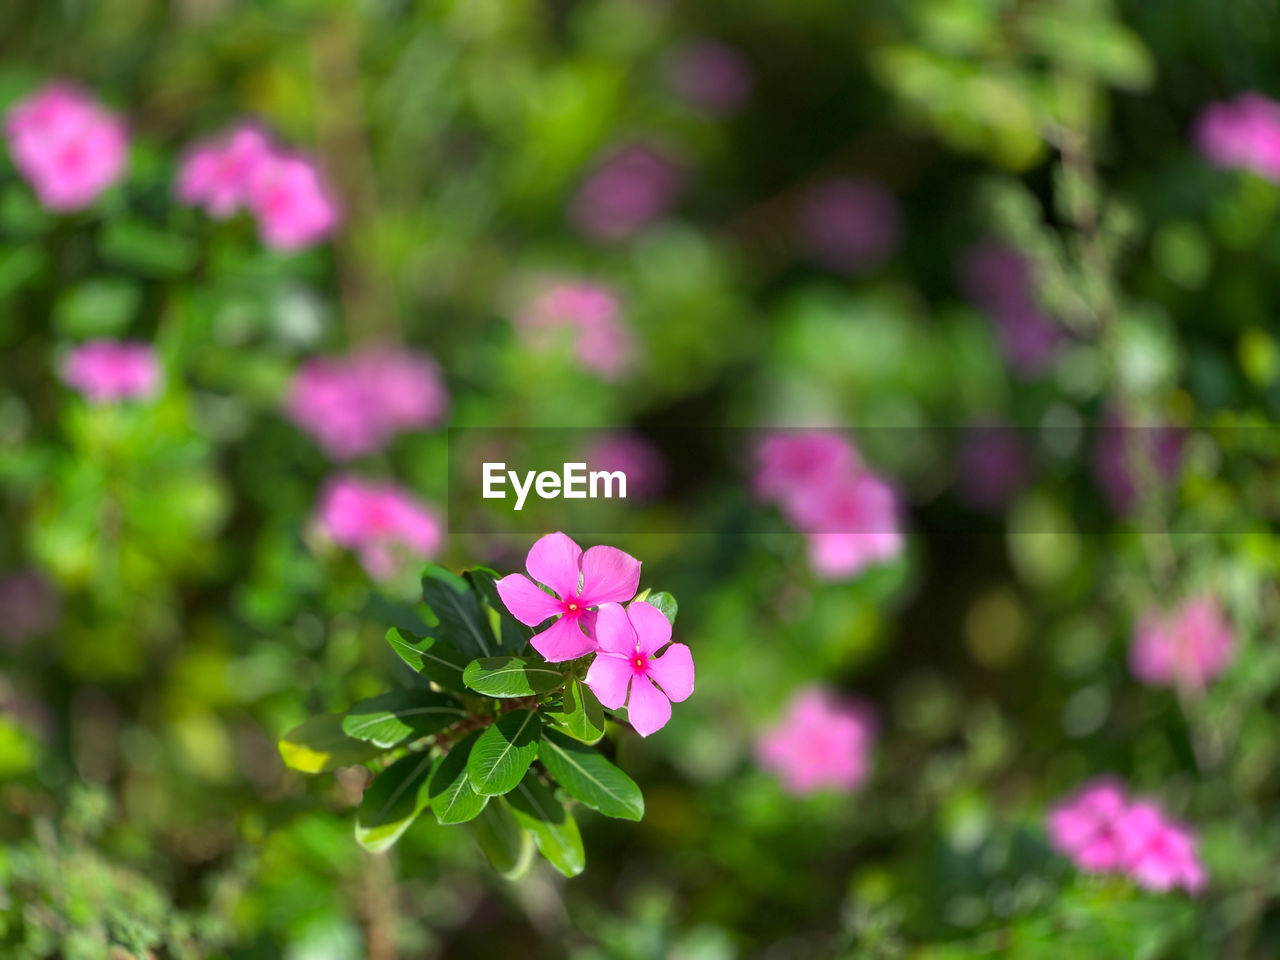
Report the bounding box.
[279,565,678,879]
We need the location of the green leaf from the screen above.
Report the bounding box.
[466,567,533,655]
[508,771,585,877]
[354,751,434,852]
[98,218,198,277]
[422,565,495,659]
[385,627,469,693]
[54,279,141,338]
[341,691,467,749]
[467,710,542,796]
[470,799,534,879]
[428,731,488,825]
[645,591,678,626]
[548,679,605,745]
[539,729,644,821]
[463,657,564,698]
[277,715,382,774]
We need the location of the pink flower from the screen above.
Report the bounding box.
[798,177,903,275]
[961,243,1061,376]
[61,340,160,403]
[667,40,753,116]
[315,476,442,580]
[285,347,448,459]
[1116,802,1207,894]
[1047,778,1130,873]
[495,532,641,662]
[1093,413,1184,513]
[248,152,339,251]
[754,431,859,503]
[956,422,1031,511]
[1195,92,1280,182]
[1130,595,1235,691]
[755,687,876,794]
[517,281,633,379]
[5,83,128,211]
[1047,779,1207,894]
[584,600,694,737]
[571,144,682,241]
[177,124,272,219]
[582,432,666,500]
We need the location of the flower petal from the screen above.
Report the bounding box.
[626,677,672,737]
[495,573,562,626]
[525,532,583,600]
[626,600,672,657]
[647,642,694,702]
[593,601,638,656]
[584,653,633,709]
[530,613,595,663]
[577,544,641,606]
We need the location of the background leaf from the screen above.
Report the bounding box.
[507,770,585,878]
[277,715,382,774]
[470,799,534,880]
[354,751,434,852]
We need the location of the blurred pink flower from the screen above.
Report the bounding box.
[61,340,160,403]
[1047,779,1207,894]
[177,124,272,219]
[517,281,633,379]
[585,600,694,737]
[5,82,127,211]
[667,40,753,115]
[285,347,448,460]
[1130,595,1235,691]
[0,571,59,647]
[798,177,903,275]
[1092,413,1184,512]
[583,432,666,500]
[1194,92,1280,181]
[961,242,1061,376]
[755,686,876,795]
[754,431,903,580]
[315,476,441,580]
[495,532,641,662]
[956,423,1031,511]
[248,152,339,251]
[571,144,682,241]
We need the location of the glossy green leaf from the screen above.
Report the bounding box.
[548,679,605,745]
[645,591,678,626]
[508,771,585,877]
[467,709,542,796]
[470,798,533,879]
[354,751,434,852]
[466,567,534,655]
[277,715,382,774]
[427,731,488,825]
[341,690,467,749]
[385,627,469,693]
[422,564,496,659]
[463,657,564,698]
[539,729,643,821]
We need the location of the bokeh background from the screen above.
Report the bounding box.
[1,0,1279,957]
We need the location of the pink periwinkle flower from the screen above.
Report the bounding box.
[285,347,448,460]
[247,151,340,251]
[177,124,272,219]
[582,432,666,500]
[798,177,903,275]
[961,242,1061,376]
[495,532,641,663]
[517,281,633,379]
[755,686,876,795]
[0,571,59,647]
[754,431,904,580]
[571,144,682,242]
[667,40,753,116]
[584,600,694,737]
[1130,595,1235,691]
[1048,779,1206,895]
[61,340,160,404]
[5,82,128,211]
[315,476,442,580]
[1194,92,1280,182]
[1092,413,1184,513]
[956,422,1032,511]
